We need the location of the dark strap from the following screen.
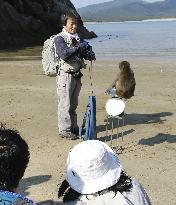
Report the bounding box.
[66,70,80,74]
[121,193,134,205]
[88,61,94,95]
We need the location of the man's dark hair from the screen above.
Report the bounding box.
[61,10,78,26]
[0,124,30,191]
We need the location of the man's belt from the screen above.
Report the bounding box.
[67,70,83,78]
[67,70,80,75]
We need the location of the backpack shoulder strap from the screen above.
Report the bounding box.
[57,32,71,45]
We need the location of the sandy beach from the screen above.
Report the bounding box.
[0,59,176,204]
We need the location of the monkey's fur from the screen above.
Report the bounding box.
[111,61,136,99]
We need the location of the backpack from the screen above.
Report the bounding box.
[42,35,59,76]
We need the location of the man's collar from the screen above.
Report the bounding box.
[62,28,80,41]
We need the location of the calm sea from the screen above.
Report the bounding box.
[85,19,176,61]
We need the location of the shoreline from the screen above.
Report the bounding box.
[0,56,41,61]
[0,55,175,62]
[84,18,176,24]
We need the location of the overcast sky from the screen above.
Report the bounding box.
[71,0,165,8]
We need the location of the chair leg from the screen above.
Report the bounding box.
[105,115,109,143]
[110,120,114,146]
[116,119,119,147]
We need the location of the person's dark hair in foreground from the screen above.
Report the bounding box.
[0,124,35,204]
[58,140,152,204]
[58,171,132,203]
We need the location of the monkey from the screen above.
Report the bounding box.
[107,61,136,99]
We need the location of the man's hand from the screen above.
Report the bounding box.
[87,50,96,61]
[78,41,96,61]
[79,41,89,51]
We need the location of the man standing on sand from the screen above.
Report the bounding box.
[54,11,95,140]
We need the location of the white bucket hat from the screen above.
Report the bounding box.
[66,140,122,194]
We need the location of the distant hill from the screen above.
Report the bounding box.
[78,0,176,22]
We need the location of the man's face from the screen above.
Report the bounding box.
[64,17,77,34]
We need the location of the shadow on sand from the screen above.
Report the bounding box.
[38,200,63,205]
[97,112,173,133]
[125,112,173,125]
[139,133,176,146]
[98,129,135,142]
[19,175,51,196]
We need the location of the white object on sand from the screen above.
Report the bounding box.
[105,98,125,116]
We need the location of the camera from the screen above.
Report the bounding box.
[84,45,96,61]
[71,38,96,61]
[79,41,96,61]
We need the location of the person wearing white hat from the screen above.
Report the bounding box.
[58,140,152,204]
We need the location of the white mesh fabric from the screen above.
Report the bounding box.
[42,35,58,76]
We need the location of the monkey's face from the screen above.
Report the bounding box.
[119,61,130,72]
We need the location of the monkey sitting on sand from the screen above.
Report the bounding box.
[107,61,136,99]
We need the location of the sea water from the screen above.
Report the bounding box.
[85,19,176,60]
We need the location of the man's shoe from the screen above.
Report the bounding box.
[59,131,79,140]
[71,127,79,136]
